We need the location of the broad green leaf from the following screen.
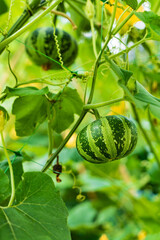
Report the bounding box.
[150,105,160,119]
[0,0,8,15]
[135,11,160,39]
[123,0,138,10]
[0,157,24,206]
[0,169,10,204]
[12,95,48,136]
[0,156,24,189]
[68,201,97,229]
[134,81,160,108]
[0,172,71,240]
[3,86,49,98]
[52,87,83,133]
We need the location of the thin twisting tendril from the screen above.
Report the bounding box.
[7,48,18,86]
[49,7,65,69]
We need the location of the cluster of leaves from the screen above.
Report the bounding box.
[1,0,160,239]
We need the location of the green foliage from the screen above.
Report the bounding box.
[1,0,160,239]
[0,172,71,240]
[123,0,138,10]
[0,0,8,15]
[135,11,160,40]
[12,94,48,136]
[52,87,83,133]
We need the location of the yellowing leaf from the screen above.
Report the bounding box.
[110,101,126,115]
[63,130,77,148]
[101,0,144,34]
[138,230,147,240]
[99,234,109,240]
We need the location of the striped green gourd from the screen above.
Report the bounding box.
[76,115,138,163]
[25,27,78,69]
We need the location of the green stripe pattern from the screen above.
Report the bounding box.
[76,115,138,164]
[25,27,78,69]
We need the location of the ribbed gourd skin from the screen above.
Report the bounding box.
[76,115,138,163]
[25,27,78,69]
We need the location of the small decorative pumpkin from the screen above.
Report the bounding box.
[25,27,78,69]
[76,115,138,163]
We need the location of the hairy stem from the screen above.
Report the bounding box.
[84,97,125,109]
[1,131,15,207]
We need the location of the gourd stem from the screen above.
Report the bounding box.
[41,110,87,172]
[87,0,119,105]
[87,36,110,104]
[131,104,160,168]
[0,0,63,53]
[1,131,15,207]
[84,97,125,109]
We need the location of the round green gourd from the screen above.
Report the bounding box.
[76,115,138,163]
[25,27,78,69]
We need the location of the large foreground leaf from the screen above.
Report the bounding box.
[0,172,71,240]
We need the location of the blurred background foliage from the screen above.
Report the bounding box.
[1,0,160,239]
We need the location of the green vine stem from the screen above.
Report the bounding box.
[16,78,69,87]
[47,102,53,156]
[0,131,15,207]
[41,110,87,172]
[0,0,63,53]
[108,0,118,36]
[109,35,149,60]
[148,108,160,143]
[90,19,98,58]
[0,0,43,54]
[84,97,125,110]
[131,104,160,168]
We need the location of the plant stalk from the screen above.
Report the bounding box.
[84,97,125,109]
[1,131,15,207]
[41,110,87,172]
[131,104,160,168]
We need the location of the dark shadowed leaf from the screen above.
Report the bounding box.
[52,87,83,133]
[123,0,138,10]
[12,95,48,136]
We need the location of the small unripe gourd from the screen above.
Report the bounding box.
[76,115,138,163]
[25,27,78,69]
